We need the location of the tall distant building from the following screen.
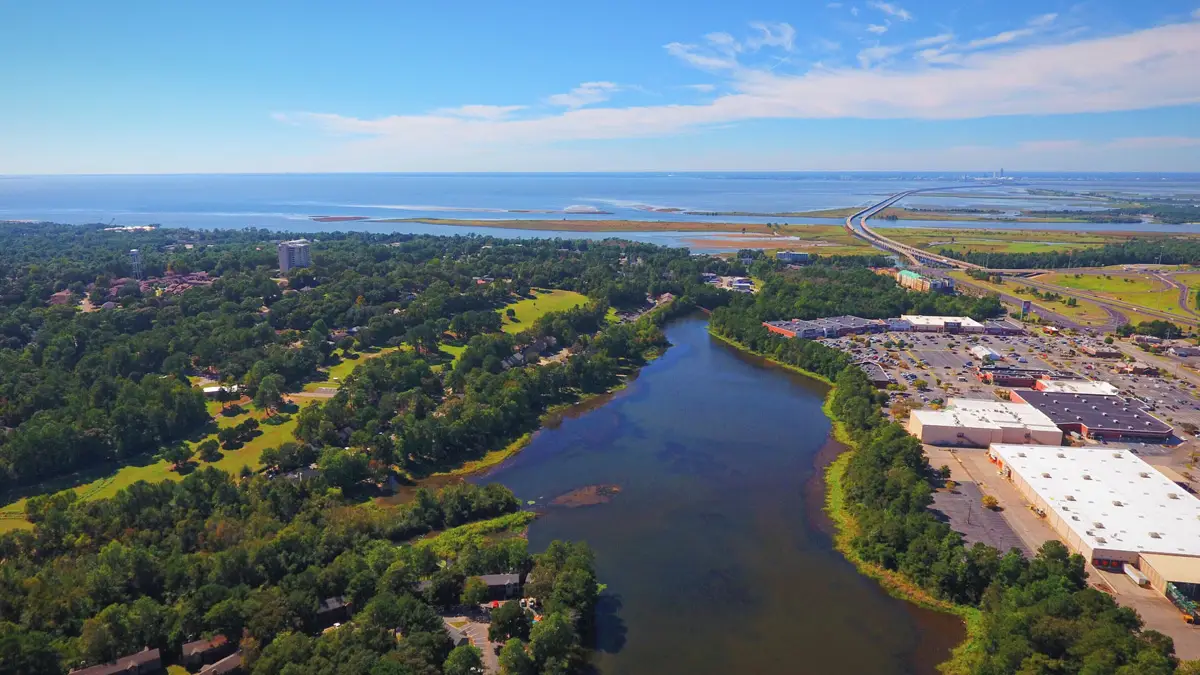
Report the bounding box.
[278,239,311,273]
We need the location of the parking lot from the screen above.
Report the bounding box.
[818,330,1200,446]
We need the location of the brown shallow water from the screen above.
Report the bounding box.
[474,316,966,675]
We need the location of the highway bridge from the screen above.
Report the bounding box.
[843,187,986,270]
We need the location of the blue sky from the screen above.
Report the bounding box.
[2,0,1199,173]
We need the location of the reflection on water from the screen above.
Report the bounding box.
[475,316,964,675]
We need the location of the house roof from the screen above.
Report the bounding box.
[198,652,242,675]
[317,596,348,614]
[478,573,522,587]
[183,635,229,656]
[69,649,161,675]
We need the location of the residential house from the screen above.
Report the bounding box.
[182,636,234,669]
[69,649,163,675]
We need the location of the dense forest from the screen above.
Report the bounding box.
[710,291,1189,674]
[941,237,1200,269]
[0,468,600,675]
[1025,204,1200,225]
[0,222,740,489]
[714,264,1005,323]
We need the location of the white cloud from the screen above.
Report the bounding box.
[434,104,526,120]
[857,44,904,67]
[813,37,842,51]
[747,21,796,51]
[967,13,1057,49]
[277,21,1200,163]
[664,42,739,70]
[1017,139,1084,152]
[914,32,954,47]
[850,6,859,17]
[867,23,889,34]
[684,83,717,92]
[868,1,912,21]
[546,81,620,108]
[1107,136,1200,149]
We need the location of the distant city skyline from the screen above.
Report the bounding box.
[2,0,1200,174]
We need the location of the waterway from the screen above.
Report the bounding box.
[473,316,964,675]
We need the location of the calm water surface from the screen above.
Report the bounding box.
[475,317,963,675]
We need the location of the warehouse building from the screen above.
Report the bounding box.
[1009,390,1173,442]
[900,315,985,333]
[988,445,1200,611]
[1080,343,1123,358]
[907,398,1063,447]
[1033,379,1121,396]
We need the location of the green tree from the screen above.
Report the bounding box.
[318,447,370,489]
[498,639,534,675]
[443,645,483,675]
[488,602,531,643]
[254,373,286,414]
[163,444,193,471]
[461,577,489,606]
[529,613,578,670]
[197,439,221,462]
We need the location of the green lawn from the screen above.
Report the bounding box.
[948,271,1111,324]
[500,289,589,333]
[303,347,399,391]
[1039,272,1161,295]
[1036,272,1194,320]
[0,400,311,531]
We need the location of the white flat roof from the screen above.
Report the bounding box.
[991,444,1200,558]
[900,315,984,328]
[1037,380,1121,396]
[911,398,1060,433]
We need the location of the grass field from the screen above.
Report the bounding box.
[500,289,589,333]
[1035,272,1194,320]
[0,400,312,532]
[302,346,399,391]
[948,271,1111,324]
[881,227,1116,255]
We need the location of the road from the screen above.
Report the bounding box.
[845,188,1199,330]
[946,272,1125,333]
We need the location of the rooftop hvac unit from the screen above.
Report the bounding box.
[1083,474,1093,480]
[1150,532,1162,539]
[1042,472,1051,478]
[1168,494,1180,500]
[1066,495,1076,501]
[1139,472,1150,478]
[1093,522,1105,529]
[1057,452,1067,458]
[1095,537,1108,544]
[1113,501,1124,507]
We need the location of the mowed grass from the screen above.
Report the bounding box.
[303,347,399,391]
[1036,272,1194,320]
[947,271,1111,324]
[1038,272,1162,295]
[500,289,589,333]
[0,399,312,531]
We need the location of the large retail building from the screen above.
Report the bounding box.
[907,398,1063,447]
[988,444,1200,610]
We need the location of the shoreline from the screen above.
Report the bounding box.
[707,329,983,674]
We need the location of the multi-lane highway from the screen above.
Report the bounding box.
[843,186,1198,330]
[843,188,985,269]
